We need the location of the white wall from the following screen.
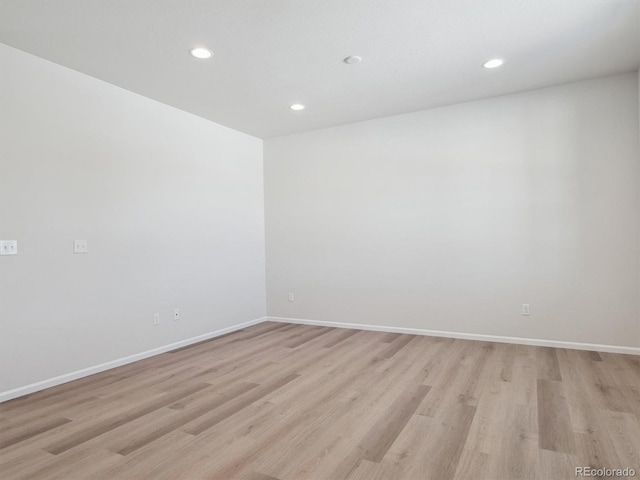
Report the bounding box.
[265,73,640,349]
[1,45,637,400]
[0,43,266,396]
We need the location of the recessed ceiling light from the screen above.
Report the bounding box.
[482,58,504,69]
[289,104,305,111]
[343,55,362,65]
[189,47,212,59]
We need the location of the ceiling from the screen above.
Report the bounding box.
[0,0,638,139]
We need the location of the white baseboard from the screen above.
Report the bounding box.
[267,316,640,355]
[4,314,637,403]
[0,316,267,403]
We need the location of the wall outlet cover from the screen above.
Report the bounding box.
[0,240,18,255]
[74,239,88,254]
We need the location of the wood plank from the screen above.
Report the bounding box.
[0,416,71,450]
[378,334,416,360]
[44,382,210,454]
[238,472,281,480]
[323,328,359,348]
[498,343,516,382]
[603,410,640,471]
[115,382,259,455]
[378,332,401,343]
[537,379,576,454]
[536,347,562,381]
[345,459,400,480]
[286,327,334,349]
[389,402,477,480]
[485,403,537,479]
[183,373,300,435]
[587,351,603,362]
[358,383,430,462]
[537,449,578,480]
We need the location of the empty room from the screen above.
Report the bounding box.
[1,1,639,479]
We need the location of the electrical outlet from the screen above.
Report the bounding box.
[288,292,294,302]
[522,304,530,316]
[153,313,160,326]
[0,240,18,255]
[73,239,88,254]
[174,308,180,321]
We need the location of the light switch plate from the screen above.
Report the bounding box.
[74,239,88,254]
[0,240,18,255]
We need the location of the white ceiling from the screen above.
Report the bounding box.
[0,0,638,138]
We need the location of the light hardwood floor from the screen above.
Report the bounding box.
[1,322,639,479]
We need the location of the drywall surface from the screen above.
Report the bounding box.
[265,73,640,348]
[0,43,266,394]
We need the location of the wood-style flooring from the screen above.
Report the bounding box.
[1,322,639,479]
